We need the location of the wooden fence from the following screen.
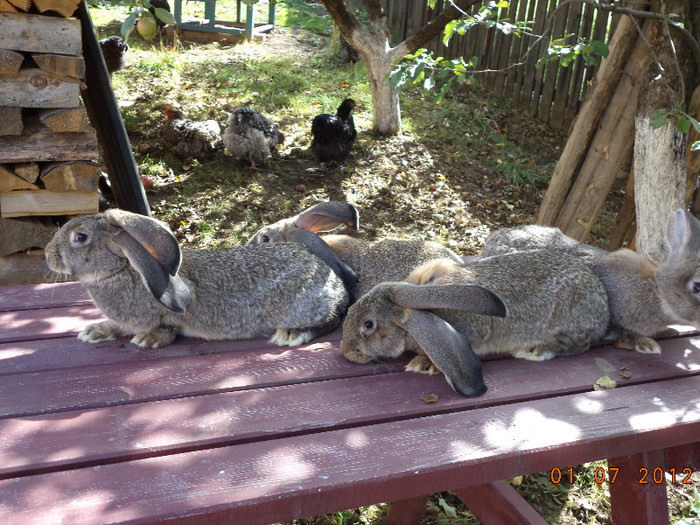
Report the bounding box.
[380,0,622,130]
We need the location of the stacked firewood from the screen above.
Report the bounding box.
[0,0,100,262]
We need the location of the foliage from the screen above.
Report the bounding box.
[673,488,700,525]
[391,1,609,104]
[649,105,700,152]
[120,0,175,41]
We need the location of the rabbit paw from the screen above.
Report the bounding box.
[405,354,441,375]
[633,336,661,355]
[513,346,556,361]
[270,328,313,347]
[78,320,127,343]
[130,327,177,348]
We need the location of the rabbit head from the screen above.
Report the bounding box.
[45,209,190,313]
[656,209,700,328]
[248,201,360,289]
[341,281,506,397]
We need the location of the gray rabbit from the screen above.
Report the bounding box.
[483,209,700,354]
[341,250,610,397]
[248,201,463,299]
[45,209,349,348]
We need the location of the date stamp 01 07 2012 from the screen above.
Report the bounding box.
[550,467,695,485]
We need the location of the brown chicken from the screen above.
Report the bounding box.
[160,107,223,160]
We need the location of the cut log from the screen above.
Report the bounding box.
[0,68,80,108]
[537,15,640,226]
[40,162,99,192]
[0,106,22,135]
[6,0,30,11]
[0,170,38,192]
[0,0,18,12]
[0,13,81,55]
[0,217,59,257]
[38,107,90,133]
[0,189,99,217]
[32,0,80,17]
[0,48,23,75]
[32,53,85,79]
[14,162,39,183]
[552,22,652,241]
[0,120,98,163]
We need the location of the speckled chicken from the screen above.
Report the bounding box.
[160,107,223,160]
[311,98,357,163]
[99,36,128,74]
[222,106,284,169]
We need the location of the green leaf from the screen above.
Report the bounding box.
[689,116,700,134]
[649,110,668,129]
[121,12,138,38]
[443,19,457,45]
[427,0,438,8]
[589,40,609,58]
[437,497,458,518]
[496,0,509,7]
[154,7,175,25]
[677,116,691,134]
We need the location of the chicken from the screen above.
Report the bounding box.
[99,36,128,74]
[311,98,357,163]
[222,106,285,169]
[160,107,223,160]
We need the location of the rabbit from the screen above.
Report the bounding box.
[482,209,700,355]
[340,250,610,397]
[44,209,349,349]
[248,200,464,300]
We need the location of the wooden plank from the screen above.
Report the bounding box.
[516,0,547,108]
[504,0,529,99]
[455,480,548,525]
[0,304,105,343]
[0,189,99,217]
[37,107,90,133]
[0,171,38,191]
[0,68,80,108]
[32,0,81,17]
[14,162,39,182]
[32,53,85,79]
[536,2,569,123]
[1,336,697,462]
[0,377,697,525]
[0,216,57,256]
[550,0,583,129]
[40,162,100,192]
[0,106,22,135]
[608,449,670,525]
[0,281,89,311]
[0,48,23,75]
[0,124,98,163]
[0,12,81,55]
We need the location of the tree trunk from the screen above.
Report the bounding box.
[365,50,401,135]
[633,0,699,263]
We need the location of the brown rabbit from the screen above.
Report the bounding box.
[483,209,700,354]
[45,209,349,348]
[248,201,463,299]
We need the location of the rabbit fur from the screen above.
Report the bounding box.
[248,201,463,299]
[483,209,700,354]
[340,250,609,397]
[45,209,349,348]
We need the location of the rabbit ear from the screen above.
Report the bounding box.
[105,209,181,276]
[104,210,190,313]
[294,201,360,232]
[387,282,507,318]
[396,309,486,397]
[666,209,700,255]
[286,228,358,288]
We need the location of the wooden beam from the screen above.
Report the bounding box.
[385,495,429,525]
[6,0,30,11]
[0,189,99,217]
[455,481,548,525]
[32,0,81,17]
[0,68,81,108]
[32,53,85,79]
[0,48,23,75]
[38,107,91,133]
[40,161,100,192]
[0,170,38,192]
[14,162,39,183]
[0,106,23,135]
[0,119,98,163]
[0,12,81,55]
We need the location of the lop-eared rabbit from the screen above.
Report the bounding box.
[45,209,349,348]
[341,251,610,397]
[248,201,463,299]
[483,209,700,354]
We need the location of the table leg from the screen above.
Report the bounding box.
[385,494,430,525]
[455,480,548,525]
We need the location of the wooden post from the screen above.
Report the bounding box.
[537,15,640,226]
[77,0,149,216]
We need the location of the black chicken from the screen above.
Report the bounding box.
[310,98,357,163]
[99,36,128,74]
[222,106,284,169]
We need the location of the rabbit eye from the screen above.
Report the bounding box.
[72,232,89,245]
[261,235,270,243]
[693,282,700,294]
[363,320,375,332]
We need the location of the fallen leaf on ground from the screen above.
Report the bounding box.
[594,375,617,390]
[420,393,439,403]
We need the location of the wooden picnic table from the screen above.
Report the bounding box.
[0,281,698,524]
